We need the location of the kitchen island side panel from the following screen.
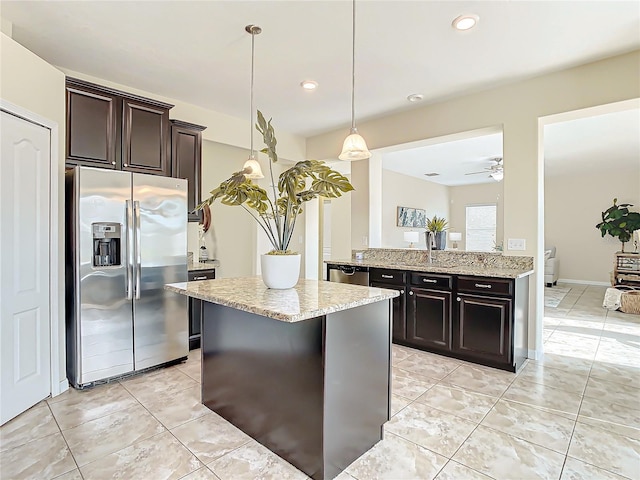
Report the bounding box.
[202,302,325,478]
[323,299,391,480]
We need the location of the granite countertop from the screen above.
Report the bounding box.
[165,277,399,322]
[326,259,534,279]
[188,260,220,272]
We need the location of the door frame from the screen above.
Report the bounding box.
[1,99,65,397]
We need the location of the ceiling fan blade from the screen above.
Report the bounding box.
[465,171,487,175]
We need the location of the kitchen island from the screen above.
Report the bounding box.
[166,277,399,480]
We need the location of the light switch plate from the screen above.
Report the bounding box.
[507,238,526,251]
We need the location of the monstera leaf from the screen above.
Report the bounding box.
[199,111,355,253]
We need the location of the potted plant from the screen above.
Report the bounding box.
[426,215,449,250]
[596,198,640,253]
[199,111,354,288]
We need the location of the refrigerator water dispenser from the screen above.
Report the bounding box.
[92,222,121,267]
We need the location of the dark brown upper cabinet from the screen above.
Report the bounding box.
[171,120,207,222]
[66,80,120,169]
[65,77,173,175]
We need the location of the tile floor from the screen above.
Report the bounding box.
[1,282,639,479]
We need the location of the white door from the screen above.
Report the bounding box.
[0,110,51,425]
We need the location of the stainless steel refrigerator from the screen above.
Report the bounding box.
[65,166,188,388]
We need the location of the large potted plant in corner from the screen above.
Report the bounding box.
[596,198,640,253]
[426,215,448,250]
[199,111,354,288]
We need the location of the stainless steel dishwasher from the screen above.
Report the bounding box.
[327,264,370,286]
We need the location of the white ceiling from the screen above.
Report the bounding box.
[382,132,504,186]
[2,0,639,138]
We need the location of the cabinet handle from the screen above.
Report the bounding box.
[409,291,414,295]
[124,163,128,167]
[381,274,394,279]
[111,161,116,165]
[193,276,207,280]
[422,278,437,283]
[457,297,461,302]
[475,283,492,289]
[399,290,404,295]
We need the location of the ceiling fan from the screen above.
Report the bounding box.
[465,157,503,181]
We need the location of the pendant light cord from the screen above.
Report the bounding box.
[250,28,256,158]
[350,0,356,131]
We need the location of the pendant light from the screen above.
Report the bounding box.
[242,24,264,179]
[339,0,371,161]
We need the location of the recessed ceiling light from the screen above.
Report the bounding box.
[452,14,479,31]
[407,94,424,102]
[300,80,318,91]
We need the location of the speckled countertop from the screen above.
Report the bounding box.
[165,277,399,322]
[188,260,220,272]
[326,249,533,279]
[327,259,533,279]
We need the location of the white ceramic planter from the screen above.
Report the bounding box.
[261,253,301,289]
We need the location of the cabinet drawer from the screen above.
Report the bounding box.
[457,276,512,296]
[410,273,452,290]
[370,268,406,285]
[188,269,216,281]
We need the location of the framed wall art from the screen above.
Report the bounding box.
[397,206,426,228]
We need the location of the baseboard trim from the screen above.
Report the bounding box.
[558,278,611,286]
[53,378,69,397]
[527,349,543,360]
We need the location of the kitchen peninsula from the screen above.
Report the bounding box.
[327,248,534,373]
[166,277,399,480]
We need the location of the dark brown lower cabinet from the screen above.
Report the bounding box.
[454,294,511,366]
[370,282,406,342]
[188,268,216,349]
[406,287,452,352]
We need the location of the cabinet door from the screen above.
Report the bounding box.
[406,287,452,351]
[454,294,512,365]
[370,282,406,341]
[171,121,205,222]
[122,98,170,175]
[66,83,119,168]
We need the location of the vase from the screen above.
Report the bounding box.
[261,253,301,289]
[433,231,447,250]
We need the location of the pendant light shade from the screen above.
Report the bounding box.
[339,128,371,161]
[339,0,371,161]
[242,24,265,179]
[243,155,264,179]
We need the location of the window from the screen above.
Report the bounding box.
[465,204,497,252]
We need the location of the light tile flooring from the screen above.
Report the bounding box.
[1,282,639,479]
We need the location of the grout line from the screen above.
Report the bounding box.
[46,402,84,479]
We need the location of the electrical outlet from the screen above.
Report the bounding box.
[362,236,368,246]
[299,235,303,244]
[507,238,526,251]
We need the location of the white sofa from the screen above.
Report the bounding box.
[545,246,559,287]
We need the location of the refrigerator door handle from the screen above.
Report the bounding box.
[125,200,134,300]
[134,200,142,300]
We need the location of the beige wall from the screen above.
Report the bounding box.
[1,33,67,386]
[545,166,640,284]
[200,141,257,278]
[308,49,640,356]
[329,184,352,260]
[351,160,370,249]
[381,170,449,248]
[449,182,504,251]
